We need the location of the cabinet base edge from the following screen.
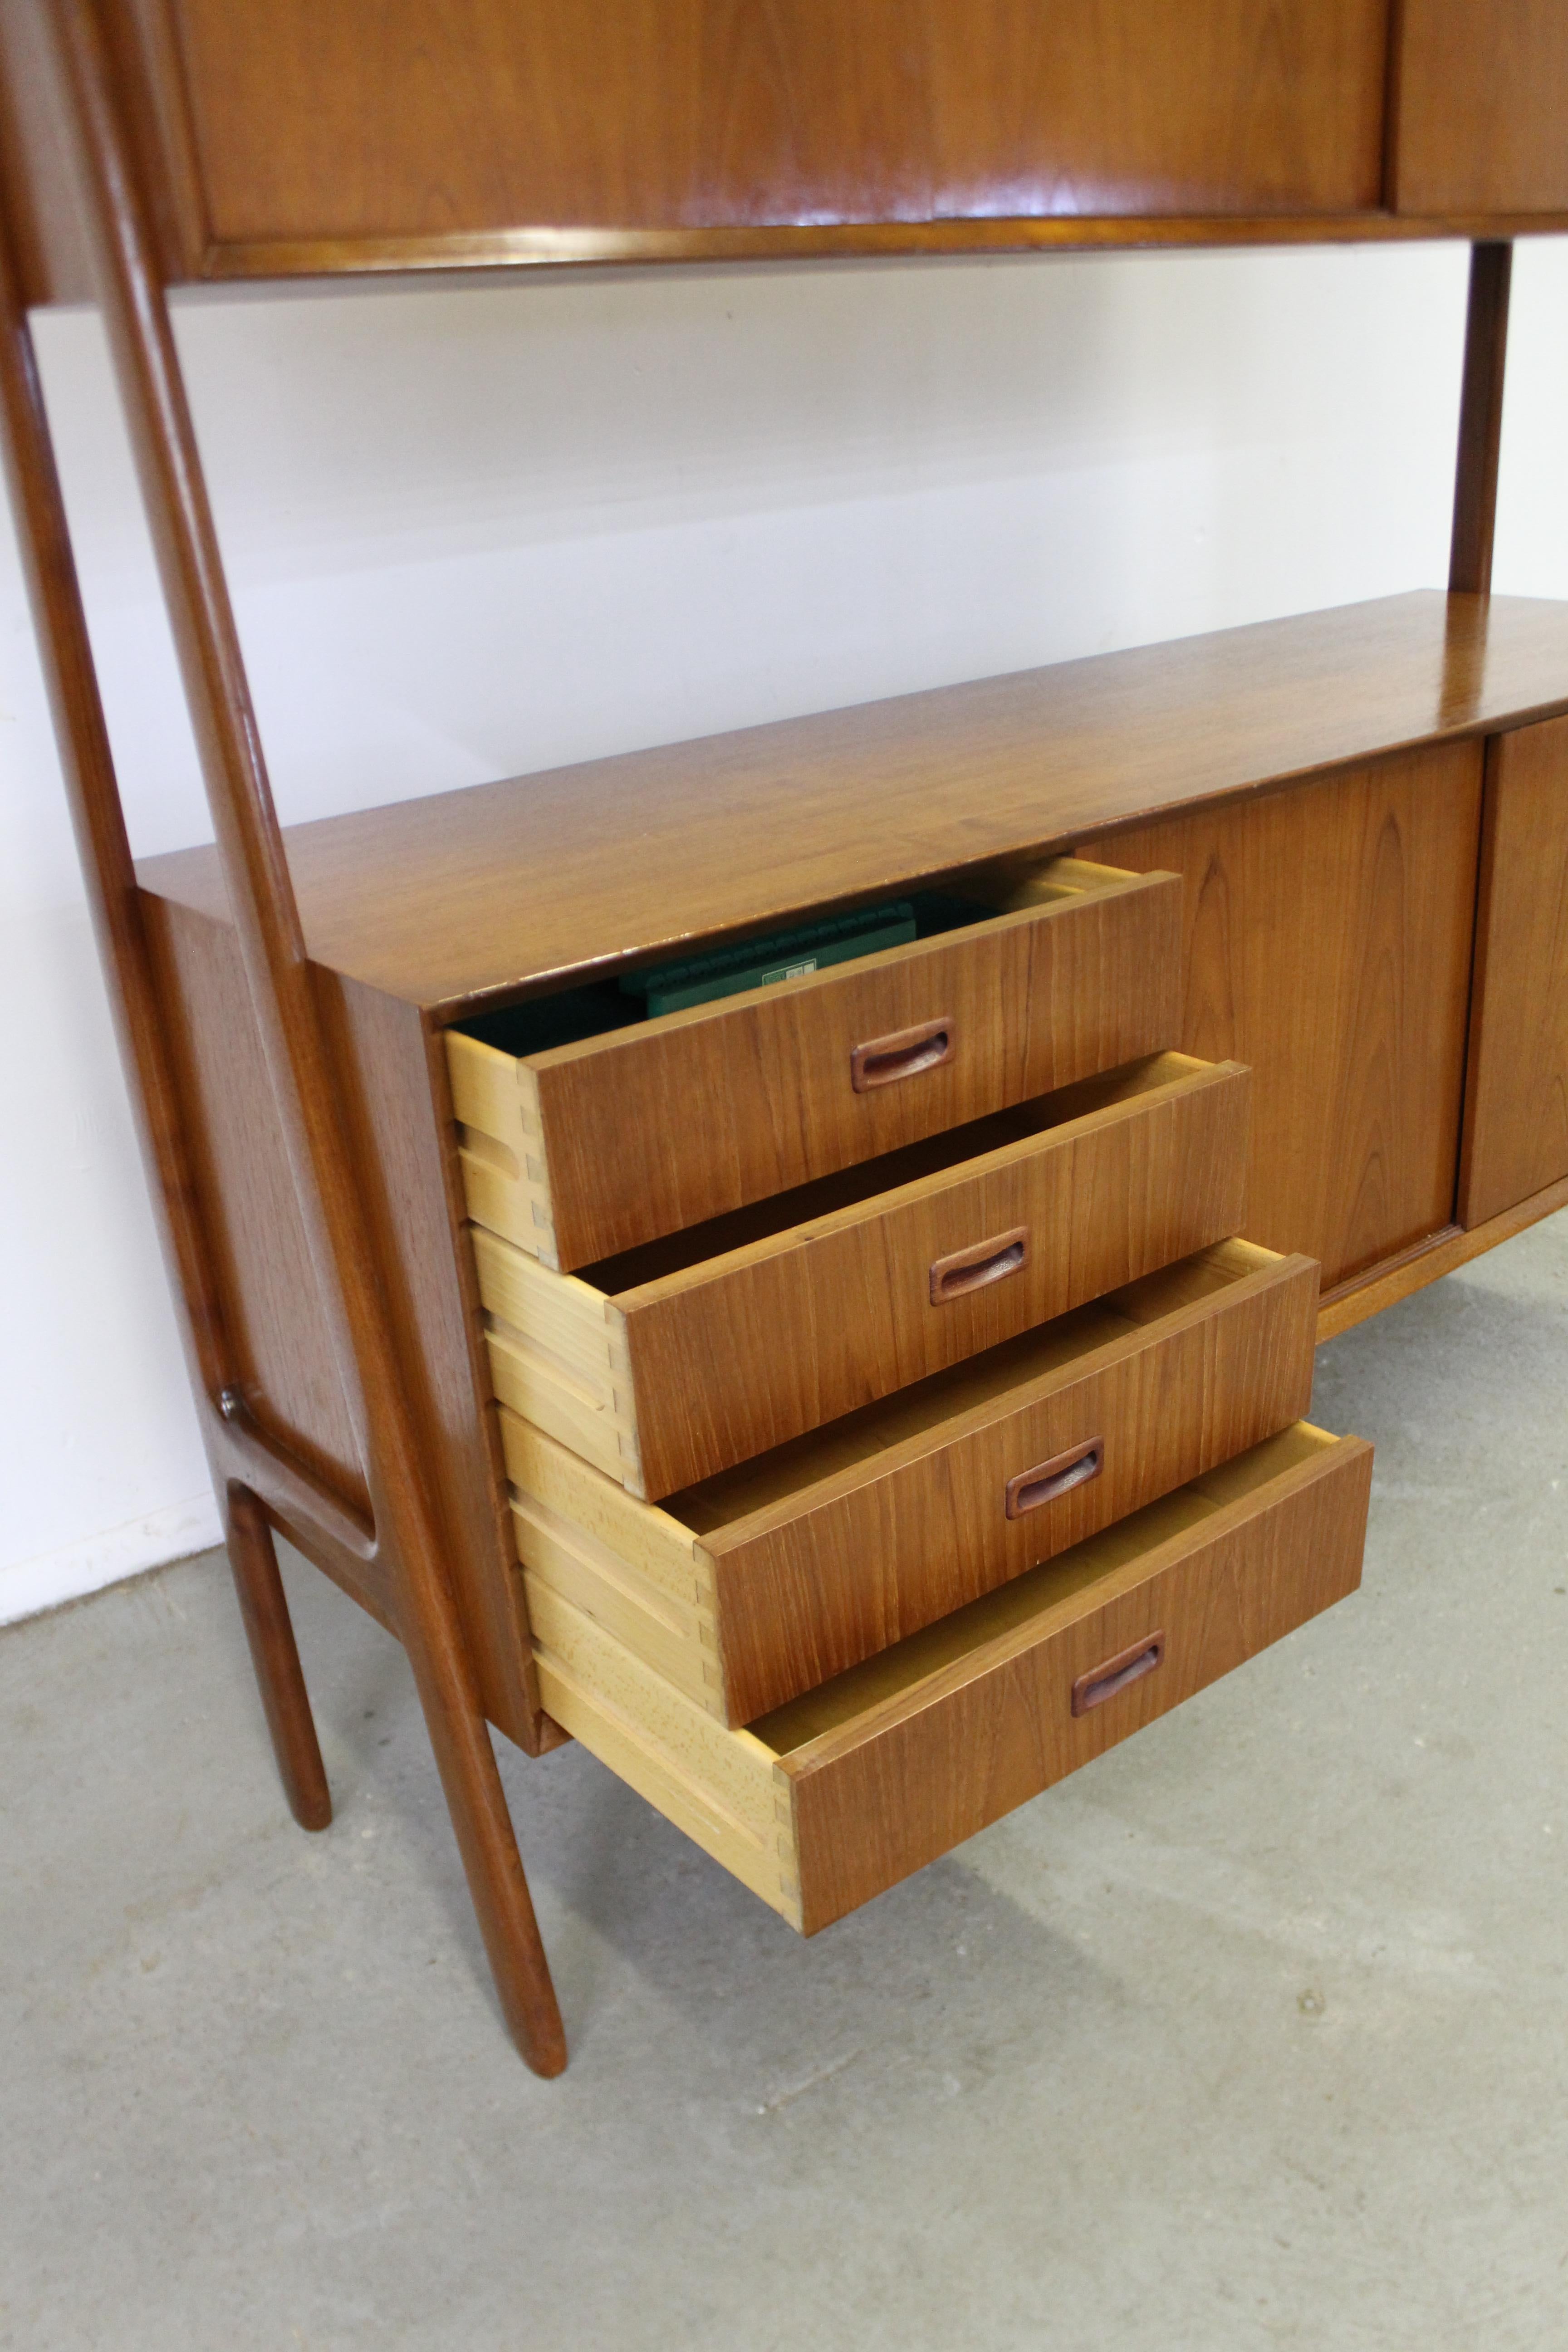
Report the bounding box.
[1317,1173,1568,1341]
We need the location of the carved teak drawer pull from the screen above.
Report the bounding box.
[1004,1437,1104,1519]
[850,1015,956,1093]
[928,1225,1030,1305]
[1071,1632,1166,1717]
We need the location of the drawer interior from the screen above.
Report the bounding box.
[445,855,1180,1271]
[456,888,1009,1060]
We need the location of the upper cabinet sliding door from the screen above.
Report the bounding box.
[1390,0,1568,216]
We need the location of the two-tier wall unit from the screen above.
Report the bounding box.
[3,0,1566,2075]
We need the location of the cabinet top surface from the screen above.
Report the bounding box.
[136,591,1568,1016]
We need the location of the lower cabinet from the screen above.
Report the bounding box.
[1081,741,1485,1293]
[1459,713,1568,1229]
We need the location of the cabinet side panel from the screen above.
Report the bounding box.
[1080,745,1484,1290]
[1458,719,1568,1227]
[319,977,545,1749]
[1391,0,1568,216]
[139,892,369,1512]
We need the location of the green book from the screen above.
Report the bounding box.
[622,902,917,1018]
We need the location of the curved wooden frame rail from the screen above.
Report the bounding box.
[0,0,1537,2075]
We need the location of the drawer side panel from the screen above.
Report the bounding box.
[529,1588,798,1922]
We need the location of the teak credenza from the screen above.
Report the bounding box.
[4,3,1567,2076]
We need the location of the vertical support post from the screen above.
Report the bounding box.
[29,0,566,2074]
[1450,242,1513,598]
[0,191,338,1847]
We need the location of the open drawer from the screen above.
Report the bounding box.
[446,858,1180,1270]
[504,1238,1321,1725]
[532,1422,1372,1935]
[472,1049,1251,1498]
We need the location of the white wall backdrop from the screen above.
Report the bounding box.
[5,239,1568,1622]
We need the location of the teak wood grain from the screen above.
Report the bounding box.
[448,860,1180,1270]
[135,0,1388,247]
[769,1424,1371,1933]
[472,1050,1251,1499]
[1391,0,1568,217]
[139,892,370,1518]
[17,0,1568,308]
[1080,743,1484,1290]
[1318,1169,1568,1338]
[503,1240,1319,1726]
[532,1423,1371,1932]
[1459,716,1568,1229]
[133,594,1568,1015]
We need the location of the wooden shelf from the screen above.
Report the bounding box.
[137,589,1568,1016]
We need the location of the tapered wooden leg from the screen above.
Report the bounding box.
[224,1476,567,2072]
[225,1484,333,1833]
[395,1573,568,2076]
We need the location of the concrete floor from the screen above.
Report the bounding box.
[4,1216,1567,2352]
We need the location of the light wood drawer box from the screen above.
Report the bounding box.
[472,1049,1251,1499]
[534,1422,1372,1934]
[503,1238,1320,1725]
[446,858,1181,1271]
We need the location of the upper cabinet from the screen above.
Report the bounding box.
[101,0,1390,264]
[1391,0,1568,216]
[10,0,1568,307]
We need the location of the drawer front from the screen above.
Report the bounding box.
[447,861,1180,1270]
[502,1240,1321,1725]
[530,1424,1372,1933]
[616,1054,1250,1496]
[472,1053,1250,1499]
[775,1425,1372,1933]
